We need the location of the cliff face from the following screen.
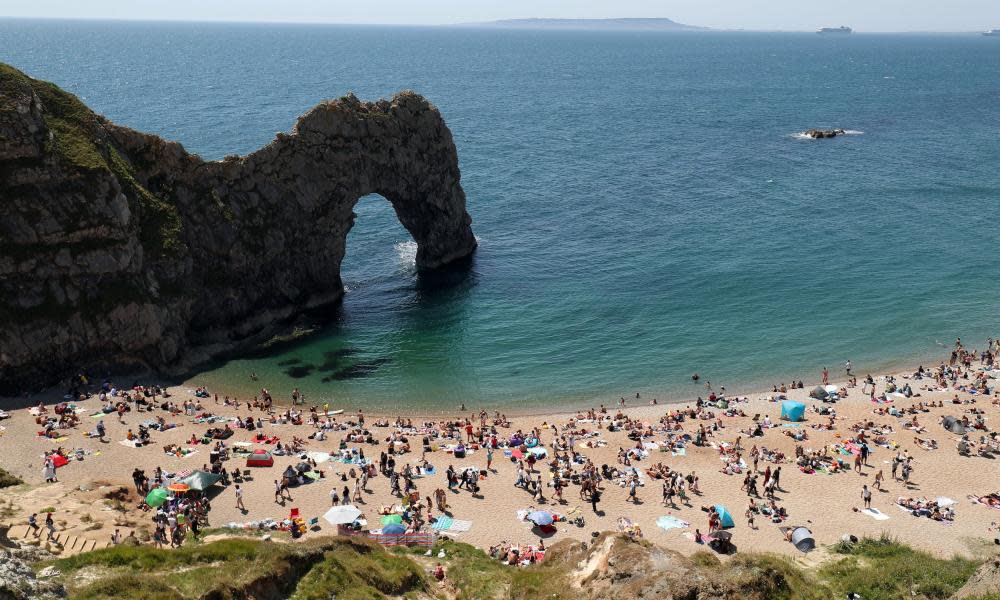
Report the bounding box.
[0,63,476,393]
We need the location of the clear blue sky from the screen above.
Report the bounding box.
[0,0,997,31]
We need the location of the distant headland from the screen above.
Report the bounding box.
[463,18,708,31]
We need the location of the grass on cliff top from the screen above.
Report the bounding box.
[41,532,994,600]
[820,534,981,600]
[289,538,427,600]
[394,538,573,600]
[50,536,429,600]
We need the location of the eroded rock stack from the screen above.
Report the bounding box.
[0,63,476,392]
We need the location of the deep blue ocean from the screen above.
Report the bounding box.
[3,19,1000,412]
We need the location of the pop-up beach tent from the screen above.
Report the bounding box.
[246,449,274,467]
[791,527,815,552]
[177,470,223,492]
[942,416,967,434]
[713,504,735,528]
[781,401,806,422]
[809,386,828,400]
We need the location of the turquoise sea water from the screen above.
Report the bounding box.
[3,20,1000,412]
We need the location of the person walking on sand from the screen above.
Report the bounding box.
[628,476,639,504]
[746,503,756,530]
[874,470,884,491]
[27,513,39,536]
[590,488,602,513]
[486,446,494,471]
[862,484,872,509]
[235,484,246,512]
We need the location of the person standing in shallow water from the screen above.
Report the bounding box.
[822,367,829,385]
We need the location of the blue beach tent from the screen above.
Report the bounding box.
[781,401,806,422]
[713,504,735,529]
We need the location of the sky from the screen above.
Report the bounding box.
[0,0,997,32]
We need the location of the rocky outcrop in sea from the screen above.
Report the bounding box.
[0,62,476,392]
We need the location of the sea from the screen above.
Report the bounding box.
[3,19,1000,412]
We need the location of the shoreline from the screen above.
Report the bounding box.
[0,352,942,420]
[2,338,998,562]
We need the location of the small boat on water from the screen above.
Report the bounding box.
[817,26,852,34]
[983,29,1000,37]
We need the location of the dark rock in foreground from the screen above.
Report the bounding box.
[0,63,476,393]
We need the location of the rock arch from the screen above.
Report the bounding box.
[0,63,476,391]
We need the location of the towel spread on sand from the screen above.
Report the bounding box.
[431,516,454,531]
[448,519,473,532]
[862,508,890,520]
[656,515,690,530]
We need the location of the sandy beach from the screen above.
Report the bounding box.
[3,348,999,563]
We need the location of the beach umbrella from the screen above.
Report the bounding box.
[527,511,554,526]
[511,449,524,460]
[824,385,838,394]
[146,488,169,507]
[708,530,732,541]
[323,505,362,526]
[381,514,403,526]
[167,483,190,494]
[382,523,406,535]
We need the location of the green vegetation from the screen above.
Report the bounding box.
[289,538,426,600]
[49,536,429,600]
[820,534,981,600]
[0,467,24,488]
[25,73,107,172]
[38,533,997,600]
[730,553,831,600]
[420,538,568,600]
[0,62,186,259]
[107,148,184,258]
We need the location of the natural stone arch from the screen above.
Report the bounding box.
[0,62,475,391]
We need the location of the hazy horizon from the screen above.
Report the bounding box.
[0,0,998,33]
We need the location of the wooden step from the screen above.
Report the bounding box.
[7,524,30,539]
[82,539,97,552]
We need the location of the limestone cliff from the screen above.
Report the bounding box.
[0,63,476,393]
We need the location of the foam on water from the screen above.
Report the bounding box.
[394,240,418,269]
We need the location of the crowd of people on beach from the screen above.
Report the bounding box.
[10,337,1000,566]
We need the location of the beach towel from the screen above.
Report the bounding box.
[862,508,890,521]
[118,439,142,448]
[671,447,687,457]
[656,515,690,531]
[431,516,454,531]
[448,519,473,532]
[306,451,332,463]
